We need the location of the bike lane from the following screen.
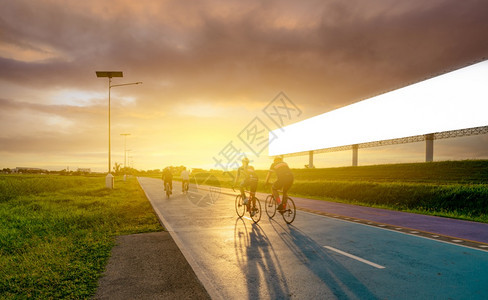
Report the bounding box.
[138,177,488,299]
[203,184,488,249]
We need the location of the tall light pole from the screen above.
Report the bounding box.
[121,133,130,180]
[96,71,142,188]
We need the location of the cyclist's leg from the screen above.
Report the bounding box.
[250,179,258,209]
[272,179,284,209]
[239,180,247,200]
[282,175,294,208]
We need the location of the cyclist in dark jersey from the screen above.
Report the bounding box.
[265,156,294,212]
[162,167,173,195]
[233,157,258,207]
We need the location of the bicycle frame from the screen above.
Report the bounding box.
[233,187,261,223]
[265,192,296,224]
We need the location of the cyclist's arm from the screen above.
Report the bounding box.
[233,168,241,186]
[264,170,273,185]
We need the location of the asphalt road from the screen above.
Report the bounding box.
[138,177,488,299]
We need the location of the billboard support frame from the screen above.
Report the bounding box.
[282,125,488,167]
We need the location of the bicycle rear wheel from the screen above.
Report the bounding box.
[235,195,245,217]
[265,195,276,218]
[250,198,262,223]
[281,197,296,224]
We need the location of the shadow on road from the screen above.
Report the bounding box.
[234,217,292,299]
[270,220,378,299]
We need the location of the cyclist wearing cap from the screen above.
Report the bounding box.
[233,157,259,209]
[265,156,294,213]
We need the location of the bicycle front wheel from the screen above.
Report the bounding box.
[235,195,245,217]
[265,195,276,218]
[282,197,296,224]
[250,198,262,223]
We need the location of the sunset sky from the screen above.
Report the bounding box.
[1,0,488,172]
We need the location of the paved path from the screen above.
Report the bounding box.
[292,195,488,245]
[210,185,488,248]
[138,177,488,299]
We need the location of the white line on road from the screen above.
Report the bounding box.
[324,246,386,269]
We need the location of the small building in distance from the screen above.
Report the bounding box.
[13,167,48,174]
[77,168,91,174]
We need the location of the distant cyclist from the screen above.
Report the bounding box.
[233,157,258,208]
[265,156,294,213]
[180,167,190,192]
[162,167,173,195]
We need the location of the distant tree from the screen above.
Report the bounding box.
[191,168,205,174]
[113,162,122,174]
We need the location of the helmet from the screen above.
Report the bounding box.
[242,157,250,164]
[274,156,283,163]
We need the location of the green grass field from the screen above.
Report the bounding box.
[1,160,487,298]
[0,175,162,299]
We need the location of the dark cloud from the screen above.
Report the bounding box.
[1,0,488,169]
[2,0,488,104]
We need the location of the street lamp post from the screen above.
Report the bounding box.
[96,71,141,188]
[121,133,130,181]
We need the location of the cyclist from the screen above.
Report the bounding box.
[233,157,259,215]
[264,156,294,213]
[162,167,173,195]
[180,167,190,192]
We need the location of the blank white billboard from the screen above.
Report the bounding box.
[269,60,488,156]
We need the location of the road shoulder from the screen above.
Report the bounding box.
[94,231,210,300]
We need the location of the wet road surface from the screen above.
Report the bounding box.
[138,177,488,299]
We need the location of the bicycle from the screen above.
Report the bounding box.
[164,181,172,198]
[233,188,261,223]
[265,192,296,224]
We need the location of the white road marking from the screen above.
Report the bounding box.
[299,210,488,253]
[324,246,386,269]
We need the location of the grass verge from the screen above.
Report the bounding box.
[0,175,162,299]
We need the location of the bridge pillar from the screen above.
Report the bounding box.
[308,151,315,168]
[352,144,358,166]
[425,134,434,162]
